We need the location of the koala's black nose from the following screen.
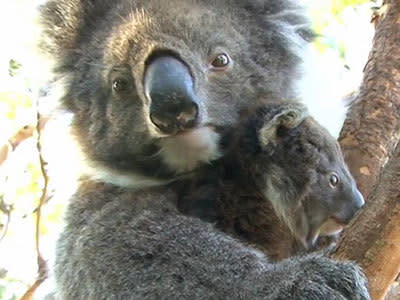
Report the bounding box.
[144,55,199,134]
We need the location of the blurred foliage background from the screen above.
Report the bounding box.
[0,0,376,299]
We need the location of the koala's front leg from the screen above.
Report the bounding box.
[268,255,371,300]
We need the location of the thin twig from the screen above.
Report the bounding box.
[20,102,49,300]
[0,198,12,242]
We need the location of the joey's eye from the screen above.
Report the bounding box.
[211,53,230,69]
[329,174,339,188]
[112,78,130,93]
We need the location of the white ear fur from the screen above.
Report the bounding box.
[258,104,308,147]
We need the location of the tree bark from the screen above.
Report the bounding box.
[338,0,400,200]
[334,143,400,299]
[333,1,400,299]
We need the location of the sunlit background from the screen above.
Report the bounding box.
[0,0,377,299]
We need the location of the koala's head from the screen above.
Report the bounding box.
[40,0,311,187]
[241,103,365,248]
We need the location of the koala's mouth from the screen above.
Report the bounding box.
[305,218,345,248]
[319,218,345,236]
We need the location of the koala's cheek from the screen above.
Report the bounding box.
[299,205,329,248]
[201,91,239,128]
[288,207,312,247]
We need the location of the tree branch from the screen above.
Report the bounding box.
[334,143,400,300]
[0,125,35,167]
[333,1,400,299]
[338,0,400,199]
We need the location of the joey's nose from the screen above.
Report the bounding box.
[354,189,365,209]
[144,55,199,134]
[337,188,365,224]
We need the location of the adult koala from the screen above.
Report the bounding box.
[40,0,310,183]
[39,0,371,299]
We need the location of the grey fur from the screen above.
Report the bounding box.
[39,0,371,299]
[54,182,370,300]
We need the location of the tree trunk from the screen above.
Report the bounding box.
[332,1,400,299]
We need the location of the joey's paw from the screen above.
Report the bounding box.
[288,256,371,300]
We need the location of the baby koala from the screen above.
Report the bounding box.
[178,101,364,260]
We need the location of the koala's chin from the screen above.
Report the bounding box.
[157,126,222,174]
[80,125,224,189]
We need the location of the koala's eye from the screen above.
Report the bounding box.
[112,78,130,93]
[329,174,340,188]
[210,53,230,69]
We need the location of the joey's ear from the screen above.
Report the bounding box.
[258,104,308,147]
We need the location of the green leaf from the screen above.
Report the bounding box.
[8,59,22,77]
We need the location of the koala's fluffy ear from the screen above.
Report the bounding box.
[39,1,112,59]
[258,104,308,148]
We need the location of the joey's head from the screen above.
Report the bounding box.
[243,103,365,248]
[40,0,311,187]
